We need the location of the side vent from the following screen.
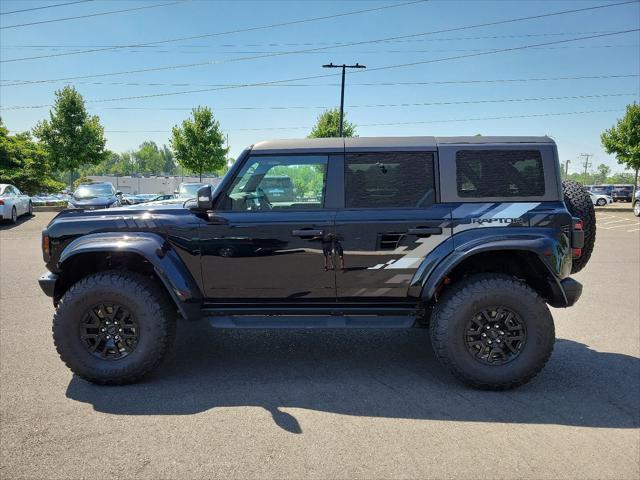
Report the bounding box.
[378,233,404,250]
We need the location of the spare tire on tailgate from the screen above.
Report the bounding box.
[562,180,596,274]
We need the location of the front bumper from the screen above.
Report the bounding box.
[38,272,58,297]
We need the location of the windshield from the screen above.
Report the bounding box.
[178,184,205,198]
[74,184,114,199]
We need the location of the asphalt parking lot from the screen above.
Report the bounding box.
[1,211,638,479]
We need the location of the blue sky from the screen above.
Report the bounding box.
[1,0,639,173]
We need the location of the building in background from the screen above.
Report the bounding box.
[87,175,222,195]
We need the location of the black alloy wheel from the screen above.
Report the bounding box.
[80,302,139,360]
[465,306,526,365]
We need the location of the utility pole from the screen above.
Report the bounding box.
[322,62,366,137]
[579,153,593,184]
[564,159,571,179]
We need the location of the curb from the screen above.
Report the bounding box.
[33,206,66,212]
[595,206,633,213]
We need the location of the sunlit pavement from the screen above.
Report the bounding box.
[1,212,638,479]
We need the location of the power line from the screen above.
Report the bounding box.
[0,0,429,60]
[3,73,637,89]
[2,92,635,112]
[0,30,621,48]
[2,42,636,60]
[1,0,634,65]
[6,109,627,135]
[0,0,95,16]
[11,29,636,105]
[0,1,188,30]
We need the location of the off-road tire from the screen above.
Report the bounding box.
[53,271,176,385]
[562,180,596,274]
[430,274,555,390]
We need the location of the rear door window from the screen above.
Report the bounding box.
[456,150,545,198]
[345,152,436,208]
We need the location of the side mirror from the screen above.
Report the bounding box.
[115,191,123,196]
[197,185,213,210]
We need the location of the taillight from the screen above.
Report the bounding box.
[572,248,582,258]
[574,219,584,231]
[0,200,4,205]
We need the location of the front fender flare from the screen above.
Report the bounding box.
[59,232,202,319]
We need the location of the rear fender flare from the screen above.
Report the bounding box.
[59,232,202,319]
[417,233,568,304]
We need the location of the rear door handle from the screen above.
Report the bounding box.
[292,229,324,237]
[407,227,442,236]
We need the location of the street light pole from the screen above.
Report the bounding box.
[322,62,366,137]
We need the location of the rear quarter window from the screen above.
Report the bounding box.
[456,150,545,198]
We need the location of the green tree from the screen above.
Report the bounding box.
[170,106,228,181]
[594,163,611,184]
[0,120,64,194]
[308,108,356,138]
[601,103,640,196]
[33,86,108,175]
[133,141,165,174]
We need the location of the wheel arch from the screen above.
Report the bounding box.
[56,233,202,319]
[421,244,567,307]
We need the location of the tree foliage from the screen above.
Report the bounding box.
[601,103,640,193]
[0,120,64,194]
[308,108,356,138]
[170,106,228,180]
[33,86,109,172]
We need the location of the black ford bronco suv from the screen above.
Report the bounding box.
[38,136,596,389]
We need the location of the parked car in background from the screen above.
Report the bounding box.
[67,182,122,210]
[150,194,175,202]
[633,189,640,217]
[588,185,613,196]
[0,183,32,223]
[589,191,613,206]
[611,185,634,202]
[175,182,212,199]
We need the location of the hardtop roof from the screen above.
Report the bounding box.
[250,136,554,154]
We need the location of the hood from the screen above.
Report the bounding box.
[69,195,117,207]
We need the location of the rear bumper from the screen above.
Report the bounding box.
[38,272,58,297]
[548,277,583,308]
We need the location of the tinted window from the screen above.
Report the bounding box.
[345,152,435,208]
[456,150,545,198]
[224,155,327,211]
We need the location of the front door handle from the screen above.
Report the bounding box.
[292,229,323,237]
[407,227,442,236]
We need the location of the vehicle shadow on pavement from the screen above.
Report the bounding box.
[0,215,33,230]
[66,323,640,433]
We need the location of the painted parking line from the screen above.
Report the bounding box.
[600,219,630,225]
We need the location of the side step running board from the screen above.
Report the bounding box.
[207,315,417,329]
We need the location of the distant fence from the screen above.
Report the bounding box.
[88,175,222,195]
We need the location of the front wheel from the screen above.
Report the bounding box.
[430,274,555,390]
[634,201,640,217]
[596,198,606,206]
[53,271,176,384]
[10,207,17,224]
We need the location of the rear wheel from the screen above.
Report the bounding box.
[634,201,640,217]
[27,201,33,216]
[562,180,596,274]
[10,207,17,224]
[430,274,555,390]
[53,271,176,384]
